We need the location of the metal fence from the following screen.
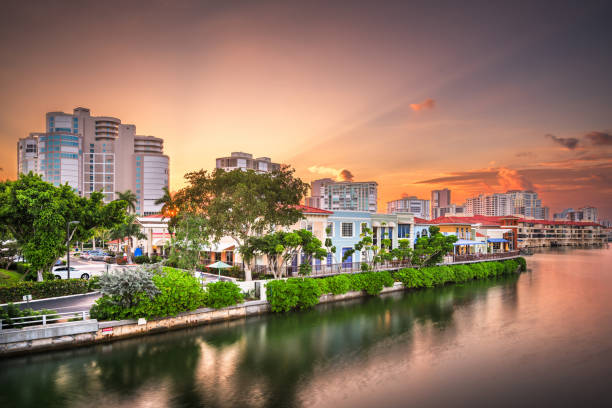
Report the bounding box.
[1,310,90,330]
[451,251,520,263]
[257,251,521,278]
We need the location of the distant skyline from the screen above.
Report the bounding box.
[1,0,611,218]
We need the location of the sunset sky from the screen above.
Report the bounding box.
[1,0,611,218]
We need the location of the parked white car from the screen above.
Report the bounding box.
[52,266,98,280]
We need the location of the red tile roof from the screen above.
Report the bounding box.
[293,205,333,214]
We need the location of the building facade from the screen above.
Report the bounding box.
[215,152,281,173]
[464,190,548,219]
[553,207,598,222]
[431,189,451,214]
[432,203,465,218]
[17,107,169,215]
[387,196,430,219]
[306,178,378,212]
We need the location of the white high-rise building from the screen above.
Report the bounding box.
[464,190,548,219]
[17,107,169,215]
[306,178,378,212]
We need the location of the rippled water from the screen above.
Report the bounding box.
[1,247,611,408]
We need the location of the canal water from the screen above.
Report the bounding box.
[1,247,611,408]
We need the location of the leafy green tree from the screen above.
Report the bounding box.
[241,229,326,278]
[115,190,138,213]
[0,173,126,280]
[390,239,413,263]
[166,213,211,272]
[110,214,146,264]
[173,166,309,280]
[411,226,457,268]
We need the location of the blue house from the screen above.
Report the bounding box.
[326,211,372,266]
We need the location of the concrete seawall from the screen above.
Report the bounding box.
[0,283,409,357]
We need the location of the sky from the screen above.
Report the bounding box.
[1,0,611,218]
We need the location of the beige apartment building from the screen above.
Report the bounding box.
[17,107,169,215]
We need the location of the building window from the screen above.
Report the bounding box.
[326,222,333,237]
[341,222,353,237]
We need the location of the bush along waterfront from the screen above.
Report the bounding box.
[267,258,525,313]
[0,279,90,303]
[89,264,244,321]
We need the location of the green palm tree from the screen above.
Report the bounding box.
[116,190,138,213]
[110,214,146,263]
[154,187,174,215]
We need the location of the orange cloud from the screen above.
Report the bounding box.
[308,165,354,181]
[409,98,435,111]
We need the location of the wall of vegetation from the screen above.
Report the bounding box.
[266,258,526,313]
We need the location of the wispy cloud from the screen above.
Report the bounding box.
[409,98,435,112]
[546,133,579,150]
[584,131,612,146]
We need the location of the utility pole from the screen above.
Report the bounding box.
[66,221,80,279]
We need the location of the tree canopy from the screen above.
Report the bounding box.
[412,226,458,268]
[0,173,127,280]
[173,166,309,280]
[242,229,327,279]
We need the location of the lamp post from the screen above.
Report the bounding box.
[66,221,80,279]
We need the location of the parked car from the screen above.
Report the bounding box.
[52,265,97,280]
[81,250,108,261]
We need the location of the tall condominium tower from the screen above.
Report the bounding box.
[17,107,169,215]
[306,178,378,212]
[431,189,451,209]
[464,190,549,219]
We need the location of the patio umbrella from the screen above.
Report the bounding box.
[207,261,232,281]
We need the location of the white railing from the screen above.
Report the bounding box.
[0,310,90,330]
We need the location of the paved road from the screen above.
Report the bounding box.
[9,259,230,313]
[16,292,101,313]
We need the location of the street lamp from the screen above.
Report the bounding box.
[66,221,80,279]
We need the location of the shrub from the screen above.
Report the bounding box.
[348,271,394,295]
[143,268,208,316]
[516,257,527,272]
[291,278,322,309]
[450,264,470,282]
[325,274,351,295]
[266,279,300,312]
[87,276,101,291]
[266,278,322,312]
[316,278,329,294]
[0,279,88,303]
[98,265,160,308]
[206,281,243,309]
[89,295,126,321]
[134,255,150,264]
[395,268,423,289]
[0,303,59,329]
[469,263,487,279]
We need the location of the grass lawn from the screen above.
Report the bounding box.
[0,269,23,286]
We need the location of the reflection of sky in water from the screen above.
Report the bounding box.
[1,247,611,408]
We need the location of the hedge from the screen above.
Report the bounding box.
[90,268,245,321]
[266,259,525,313]
[0,279,89,303]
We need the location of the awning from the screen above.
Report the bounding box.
[453,240,487,246]
[487,238,509,243]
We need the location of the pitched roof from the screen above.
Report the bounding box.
[294,205,333,214]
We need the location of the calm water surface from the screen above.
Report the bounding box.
[1,247,611,407]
